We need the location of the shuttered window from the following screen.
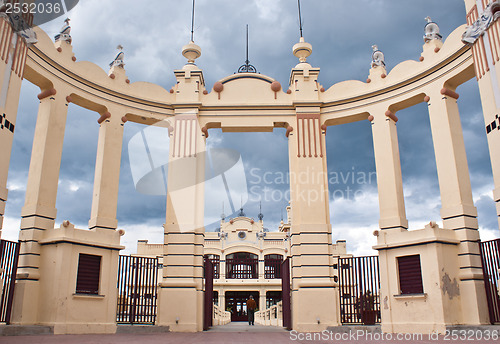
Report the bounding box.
[397,255,424,295]
[76,254,101,295]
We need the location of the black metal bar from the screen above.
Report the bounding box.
[480,239,500,324]
[339,256,381,325]
[5,241,19,324]
[281,258,292,330]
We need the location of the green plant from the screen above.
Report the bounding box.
[355,290,377,325]
[356,290,375,311]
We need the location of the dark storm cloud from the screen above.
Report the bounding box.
[2,1,497,251]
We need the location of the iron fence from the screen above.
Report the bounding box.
[479,238,500,324]
[264,257,283,279]
[338,256,381,325]
[226,257,258,279]
[116,255,158,324]
[0,239,19,323]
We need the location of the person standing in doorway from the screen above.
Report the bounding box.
[246,295,257,325]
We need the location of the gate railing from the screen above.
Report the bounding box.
[264,258,282,279]
[226,258,258,279]
[338,255,381,325]
[0,239,19,324]
[479,238,500,324]
[116,255,158,325]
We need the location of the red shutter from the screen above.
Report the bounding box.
[76,254,101,295]
[397,255,424,294]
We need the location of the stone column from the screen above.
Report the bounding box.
[369,106,408,331]
[157,112,206,332]
[370,107,408,231]
[464,1,500,232]
[427,89,490,325]
[88,110,125,230]
[260,290,266,310]
[287,111,338,331]
[0,18,29,238]
[11,88,68,324]
[219,291,225,310]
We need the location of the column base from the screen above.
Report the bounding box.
[292,283,340,332]
[459,279,490,325]
[10,280,40,325]
[157,286,203,332]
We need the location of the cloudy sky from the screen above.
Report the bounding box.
[2,0,499,255]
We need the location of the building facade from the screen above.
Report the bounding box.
[135,206,351,322]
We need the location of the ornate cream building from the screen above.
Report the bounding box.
[134,206,350,322]
[0,0,498,336]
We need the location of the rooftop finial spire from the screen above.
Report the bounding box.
[238,25,257,73]
[190,0,196,42]
[297,0,303,38]
[258,201,264,221]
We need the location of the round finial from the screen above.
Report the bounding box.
[271,81,282,92]
[182,41,202,64]
[213,82,224,93]
[293,37,312,63]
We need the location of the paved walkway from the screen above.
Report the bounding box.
[0,324,499,344]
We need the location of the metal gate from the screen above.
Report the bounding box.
[116,255,158,324]
[479,238,500,324]
[338,256,381,325]
[281,258,291,330]
[0,239,19,324]
[203,258,214,330]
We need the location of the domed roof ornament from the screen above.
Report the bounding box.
[371,45,385,68]
[181,0,202,68]
[258,202,264,221]
[292,0,312,64]
[109,45,125,68]
[238,207,245,217]
[55,18,72,44]
[424,17,442,43]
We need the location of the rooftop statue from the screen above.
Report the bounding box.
[424,17,442,42]
[0,0,37,44]
[371,45,385,68]
[110,45,125,68]
[54,18,72,44]
[462,0,500,45]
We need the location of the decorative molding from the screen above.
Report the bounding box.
[296,114,323,158]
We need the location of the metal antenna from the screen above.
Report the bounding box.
[190,0,196,41]
[237,25,257,73]
[245,24,249,65]
[297,0,303,38]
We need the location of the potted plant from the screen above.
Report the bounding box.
[355,290,377,325]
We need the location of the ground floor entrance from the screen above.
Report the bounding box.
[225,291,259,322]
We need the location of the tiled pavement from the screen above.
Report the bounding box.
[1,323,499,344]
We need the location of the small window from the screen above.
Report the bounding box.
[76,253,101,295]
[397,255,424,295]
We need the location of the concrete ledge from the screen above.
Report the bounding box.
[0,325,54,336]
[326,325,381,334]
[116,325,170,334]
